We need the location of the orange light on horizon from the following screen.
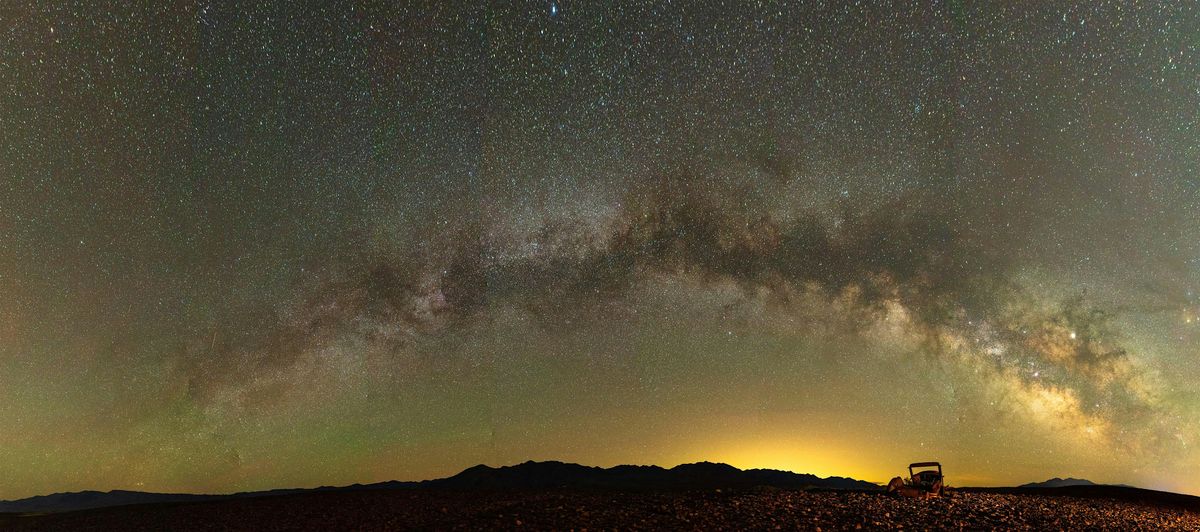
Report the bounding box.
[674,436,896,485]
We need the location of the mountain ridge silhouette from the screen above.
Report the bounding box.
[0,460,879,514]
[1019,477,1098,488]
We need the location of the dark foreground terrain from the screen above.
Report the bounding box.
[4,487,1199,531]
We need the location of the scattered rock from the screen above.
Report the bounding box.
[4,489,1199,530]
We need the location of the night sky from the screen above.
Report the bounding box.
[1,1,1198,500]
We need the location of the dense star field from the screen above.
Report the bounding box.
[1,1,1198,500]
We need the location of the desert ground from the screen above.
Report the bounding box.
[3,487,1199,531]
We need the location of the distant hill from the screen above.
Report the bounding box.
[0,490,220,514]
[427,460,878,492]
[1019,478,1098,488]
[0,460,878,514]
[0,483,388,515]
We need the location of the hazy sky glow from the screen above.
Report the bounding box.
[1,1,1198,499]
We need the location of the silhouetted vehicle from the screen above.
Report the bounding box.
[886,461,945,498]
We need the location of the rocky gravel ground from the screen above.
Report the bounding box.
[4,487,1199,530]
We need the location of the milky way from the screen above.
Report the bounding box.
[1,1,1197,498]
